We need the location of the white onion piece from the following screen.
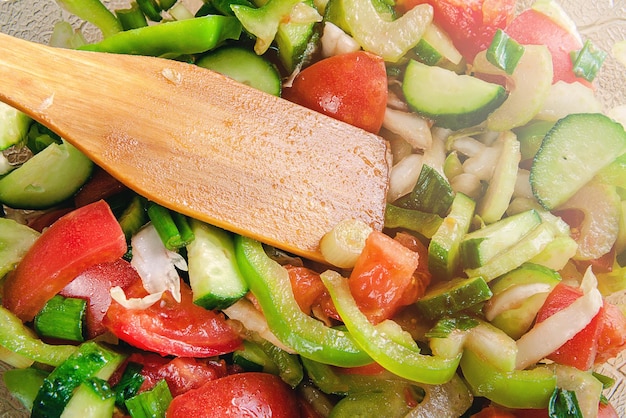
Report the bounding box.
[536,81,602,121]
[422,132,446,177]
[382,108,432,150]
[387,153,423,202]
[223,298,296,353]
[484,283,553,321]
[110,286,164,310]
[404,375,473,418]
[130,223,186,303]
[320,22,360,58]
[449,172,482,199]
[515,269,603,370]
[461,145,500,181]
[513,169,533,199]
[289,3,322,24]
[449,136,486,157]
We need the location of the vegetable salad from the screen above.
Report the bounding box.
[1,0,626,416]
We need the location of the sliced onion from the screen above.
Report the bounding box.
[513,169,533,199]
[289,2,322,24]
[222,298,296,353]
[388,153,423,202]
[461,145,500,180]
[449,136,486,157]
[449,172,482,199]
[515,269,603,369]
[110,286,164,310]
[484,283,553,321]
[536,81,602,121]
[130,223,186,303]
[320,22,360,58]
[382,108,432,150]
[404,375,473,418]
[320,219,372,269]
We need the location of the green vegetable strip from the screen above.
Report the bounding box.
[55,0,123,38]
[255,337,304,388]
[112,362,145,408]
[570,39,607,82]
[125,379,173,418]
[3,368,49,412]
[136,0,163,21]
[78,15,242,57]
[234,235,372,367]
[158,0,178,11]
[486,29,525,75]
[320,270,461,384]
[147,202,194,250]
[549,388,584,417]
[115,3,149,30]
[384,204,443,238]
[0,306,77,367]
[34,295,86,342]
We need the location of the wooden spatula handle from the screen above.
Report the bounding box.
[0,33,390,262]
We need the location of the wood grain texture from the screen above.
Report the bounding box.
[0,33,391,261]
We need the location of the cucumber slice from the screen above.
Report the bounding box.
[476,131,521,224]
[0,140,93,209]
[196,47,281,96]
[31,342,126,418]
[0,102,31,151]
[274,0,318,73]
[428,192,475,280]
[530,113,626,210]
[489,262,561,295]
[415,276,492,320]
[414,23,463,71]
[0,218,40,279]
[460,209,542,269]
[464,222,556,282]
[60,378,115,418]
[186,219,248,310]
[402,59,507,130]
[393,164,454,217]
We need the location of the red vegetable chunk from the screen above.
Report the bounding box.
[166,372,299,418]
[104,279,242,357]
[283,51,387,134]
[2,200,127,322]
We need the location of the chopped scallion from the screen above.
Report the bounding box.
[486,29,525,75]
[116,3,149,30]
[570,39,607,82]
[112,362,145,409]
[147,202,194,250]
[125,379,172,418]
[136,0,163,21]
[33,295,86,342]
[548,387,583,418]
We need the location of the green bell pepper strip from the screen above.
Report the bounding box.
[320,270,461,385]
[0,306,77,367]
[56,0,122,38]
[79,16,242,57]
[460,348,556,409]
[234,236,372,367]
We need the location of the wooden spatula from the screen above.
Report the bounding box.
[0,33,390,262]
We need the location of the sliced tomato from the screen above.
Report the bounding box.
[596,302,626,364]
[282,51,387,134]
[104,279,242,357]
[505,9,589,85]
[119,353,231,397]
[598,402,620,418]
[2,200,127,322]
[535,282,603,370]
[348,230,420,324]
[397,0,516,62]
[470,405,517,418]
[59,259,140,339]
[286,265,328,315]
[165,372,300,418]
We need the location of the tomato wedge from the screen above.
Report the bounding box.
[59,259,140,339]
[535,282,603,370]
[104,279,242,357]
[283,51,387,134]
[2,200,127,322]
[348,230,421,323]
[165,372,299,418]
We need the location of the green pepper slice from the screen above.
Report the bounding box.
[460,347,556,409]
[234,236,372,367]
[320,270,461,384]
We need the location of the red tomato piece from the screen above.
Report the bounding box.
[59,259,140,339]
[286,265,328,315]
[596,302,626,364]
[598,402,620,418]
[27,207,75,233]
[506,9,588,85]
[470,405,517,418]
[535,282,603,370]
[398,0,516,62]
[282,51,387,134]
[348,230,420,324]
[2,200,127,322]
[120,353,231,397]
[165,372,300,418]
[104,279,242,357]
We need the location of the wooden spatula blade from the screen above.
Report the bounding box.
[0,33,390,262]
